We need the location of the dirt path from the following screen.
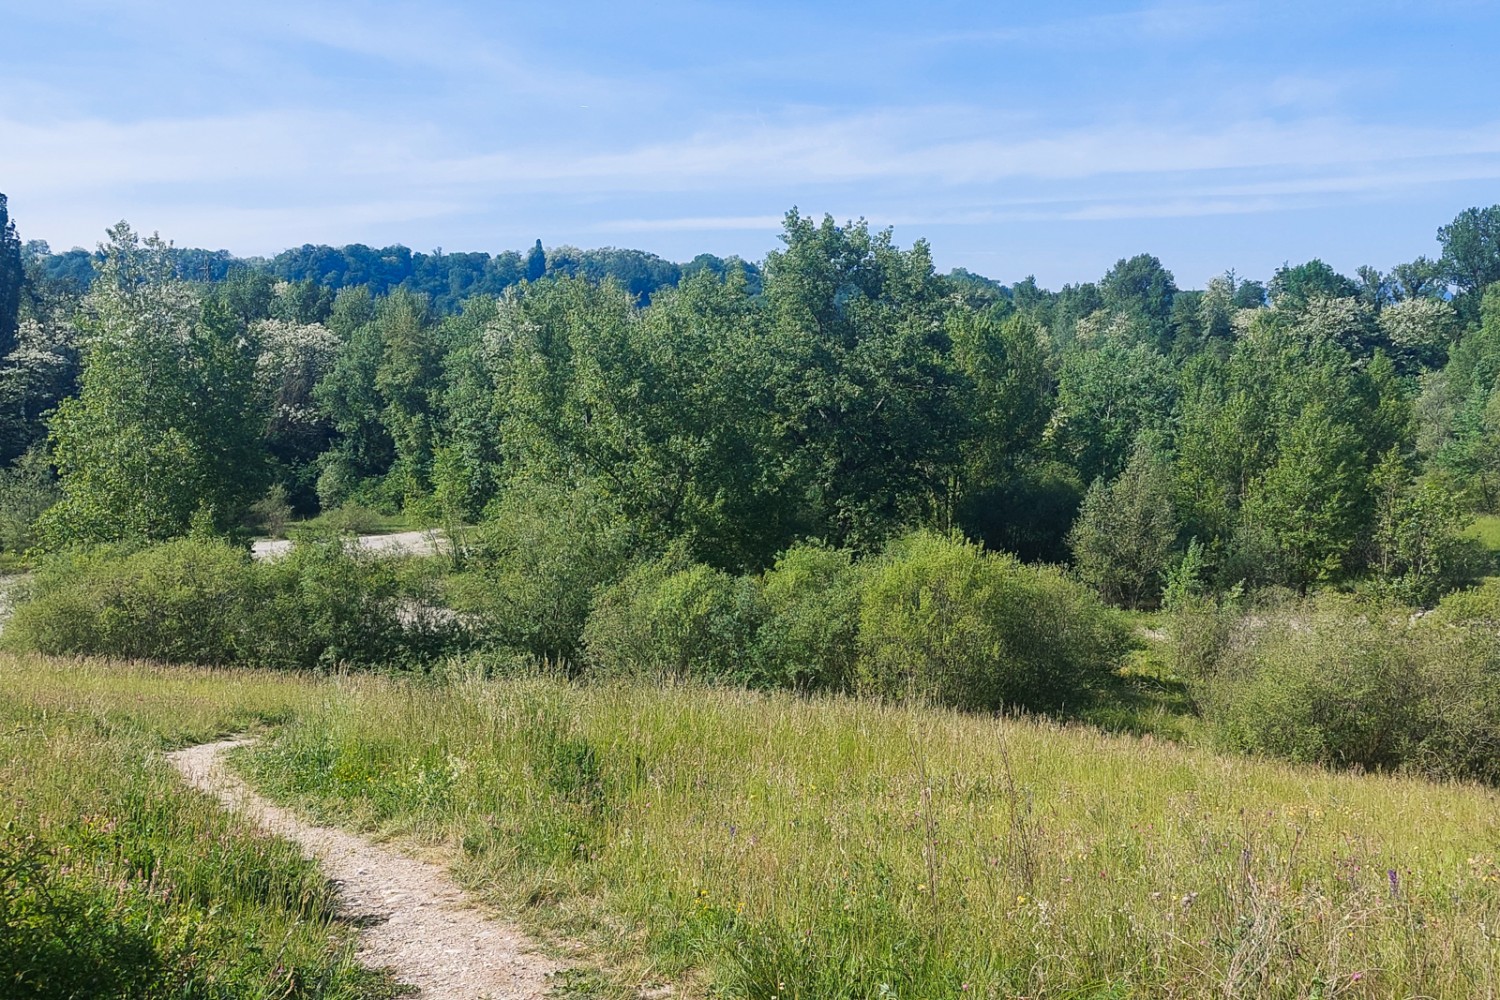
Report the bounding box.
[168,739,558,999]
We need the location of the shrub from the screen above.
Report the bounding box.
[755,542,860,691]
[1163,538,1242,679]
[1197,592,1500,782]
[4,535,466,670]
[583,556,766,683]
[251,534,445,670]
[1200,596,1424,770]
[855,531,1128,712]
[451,482,632,663]
[5,539,258,664]
[246,483,293,539]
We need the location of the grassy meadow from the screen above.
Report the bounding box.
[0,655,403,999]
[7,654,1500,999]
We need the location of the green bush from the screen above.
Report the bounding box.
[450,481,631,663]
[5,539,258,664]
[1198,592,1500,782]
[253,534,453,670]
[755,541,861,691]
[5,536,466,670]
[856,531,1128,712]
[583,556,766,683]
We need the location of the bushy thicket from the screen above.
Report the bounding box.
[1189,591,1500,782]
[1,519,1126,714]
[444,481,631,663]
[583,530,1129,713]
[856,532,1128,710]
[3,536,465,669]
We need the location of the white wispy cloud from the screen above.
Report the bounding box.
[8,101,1500,252]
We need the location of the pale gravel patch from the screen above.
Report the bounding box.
[168,739,560,1000]
[251,530,446,561]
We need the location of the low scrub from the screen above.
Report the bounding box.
[448,481,631,663]
[4,536,465,670]
[581,531,1128,713]
[856,531,1128,712]
[1194,592,1500,782]
[584,556,767,685]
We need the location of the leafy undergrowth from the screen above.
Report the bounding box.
[243,670,1500,999]
[0,655,405,1000]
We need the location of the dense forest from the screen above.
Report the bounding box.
[9,192,1500,780]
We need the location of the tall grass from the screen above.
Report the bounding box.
[12,653,1500,998]
[243,672,1500,999]
[0,655,401,999]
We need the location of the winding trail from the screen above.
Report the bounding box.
[168,739,559,1000]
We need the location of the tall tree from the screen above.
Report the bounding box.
[1439,205,1500,308]
[0,194,23,358]
[38,224,267,545]
[1068,438,1179,609]
[763,210,960,548]
[1100,253,1177,351]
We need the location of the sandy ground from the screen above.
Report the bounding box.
[251,530,445,561]
[168,739,559,1000]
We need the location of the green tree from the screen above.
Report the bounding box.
[0,193,23,357]
[37,223,267,545]
[1269,259,1360,310]
[1100,253,1177,351]
[1369,447,1468,604]
[762,210,960,548]
[1439,205,1500,306]
[1240,401,1366,591]
[525,239,547,282]
[1052,335,1174,485]
[1068,439,1179,609]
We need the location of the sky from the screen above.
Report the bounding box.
[2,0,1498,288]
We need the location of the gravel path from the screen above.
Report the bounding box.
[168,739,558,999]
[251,530,446,561]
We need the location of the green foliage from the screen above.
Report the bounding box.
[855,530,1127,712]
[1197,592,1500,782]
[4,536,462,670]
[755,541,861,691]
[0,193,22,357]
[1439,205,1500,305]
[1162,538,1241,679]
[1068,439,1179,609]
[1099,252,1178,351]
[0,448,57,552]
[583,555,767,684]
[1052,335,1174,485]
[248,483,293,539]
[1268,259,1360,310]
[38,224,267,547]
[452,481,631,663]
[1369,448,1473,604]
[5,539,258,664]
[763,211,959,548]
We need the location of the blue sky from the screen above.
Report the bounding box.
[2,0,1497,287]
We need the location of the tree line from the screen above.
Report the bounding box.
[3,194,1500,611]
